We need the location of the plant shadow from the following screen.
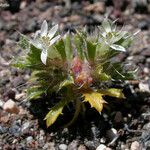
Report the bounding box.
[28,84,150,145]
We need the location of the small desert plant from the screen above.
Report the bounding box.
[13,19,138,127]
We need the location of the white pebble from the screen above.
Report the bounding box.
[3,99,19,114]
[130,141,140,150]
[96,144,106,150]
[139,82,150,92]
[59,144,68,150]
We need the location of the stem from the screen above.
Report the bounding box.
[64,99,81,127]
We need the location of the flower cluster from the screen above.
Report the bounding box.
[31,20,60,65]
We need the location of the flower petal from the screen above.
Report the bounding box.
[102,19,111,33]
[48,24,59,39]
[50,35,61,46]
[41,20,48,37]
[34,30,41,39]
[31,40,43,49]
[41,50,47,65]
[110,44,126,52]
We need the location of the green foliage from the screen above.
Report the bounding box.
[87,41,97,61]
[45,98,69,127]
[13,19,138,127]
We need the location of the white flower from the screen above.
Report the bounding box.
[31,20,60,65]
[98,19,126,52]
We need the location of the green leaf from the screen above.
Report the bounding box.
[18,34,30,50]
[74,33,84,59]
[64,33,73,62]
[27,86,45,99]
[83,90,106,112]
[87,41,96,61]
[45,99,68,127]
[102,19,111,33]
[99,88,125,99]
[55,39,66,60]
[27,44,41,63]
[99,73,111,81]
[58,76,74,91]
[96,43,110,59]
[12,58,28,69]
[47,46,61,60]
[112,31,127,43]
[119,37,133,48]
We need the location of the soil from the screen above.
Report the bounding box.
[0,0,150,150]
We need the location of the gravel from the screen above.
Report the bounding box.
[0,0,150,149]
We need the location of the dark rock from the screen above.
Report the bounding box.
[138,21,149,30]
[132,0,148,14]
[21,121,30,133]
[0,126,8,134]
[68,140,78,150]
[140,123,150,148]
[12,76,25,87]
[132,55,145,64]
[114,111,123,125]
[5,21,17,31]
[141,48,150,57]
[6,0,21,13]
[0,78,10,86]
[9,123,21,137]
[91,123,100,139]
[4,89,16,100]
[0,19,5,30]
[84,141,96,150]
[38,2,52,11]
[23,19,37,33]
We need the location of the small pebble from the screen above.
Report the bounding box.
[78,144,87,150]
[139,82,150,92]
[138,21,149,30]
[130,141,140,150]
[59,144,68,150]
[105,148,112,150]
[68,140,78,150]
[21,121,30,132]
[15,92,25,100]
[3,99,20,114]
[106,128,118,141]
[4,89,16,100]
[114,111,123,123]
[96,144,106,150]
[26,136,33,144]
[143,67,149,74]
[0,99,4,108]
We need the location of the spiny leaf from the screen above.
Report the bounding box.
[99,73,111,81]
[12,58,28,69]
[102,19,111,33]
[83,90,106,112]
[58,76,74,91]
[74,33,84,59]
[99,88,125,99]
[27,44,41,63]
[45,99,68,127]
[64,33,73,62]
[87,41,96,61]
[47,46,61,60]
[55,39,66,60]
[27,86,45,100]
